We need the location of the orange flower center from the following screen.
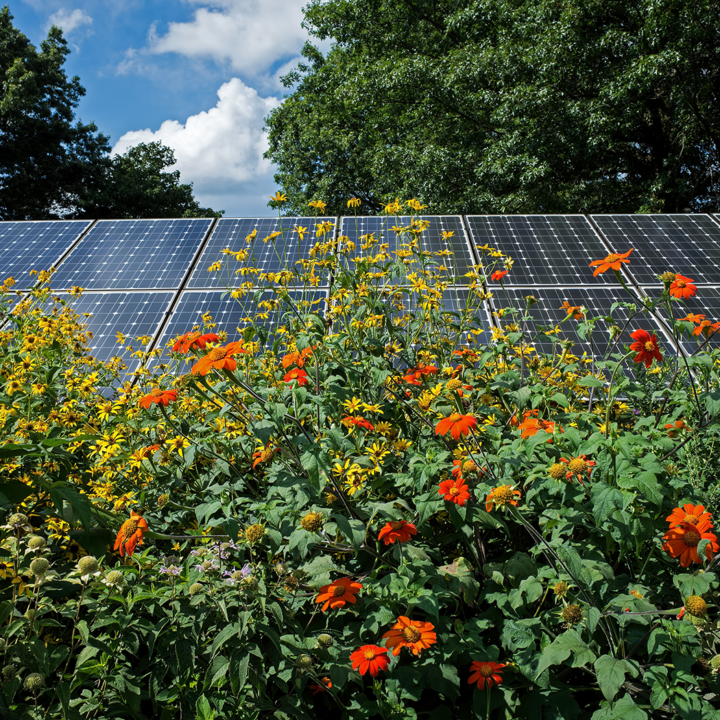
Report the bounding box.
[491,486,516,506]
[363,649,376,660]
[644,341,655,351]
[402,626,422,643]
[676,280,686,288]
[390,521,403,530]
[684,514,699,525]
[332,584,347,597]
[207,347,227,361]
[478,664,493,677]
[606,253,619,263]
[683,528,701,547]
[567,458,587,474]
[121,519,138,541]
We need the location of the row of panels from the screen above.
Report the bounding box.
[11,282,714,382]
[2,214,720,291]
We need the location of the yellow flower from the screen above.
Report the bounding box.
[167,436,191,458]
[343,397,364,413]
[246,229,258,243]
[308,199,327,214]
[294,225,308,241]
[269,191,287,204]
[347,198,361,208]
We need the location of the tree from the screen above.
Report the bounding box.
[83,142,224,219]
[264,0,720,216]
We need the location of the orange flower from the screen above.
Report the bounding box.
[350,645,389,677]
[284,368,310,386]
[139,388,178,409]
[666,503,713,533]
[560,301,584,321]
[664,420,686,438]
[252,444,277,468]
[435,413,477,440]
[588,248,633,276]
[558,455,596,485]
[282,347,314,368]
[172,331,220,353]
[694,319,720,338]
[485,485,521,512]
[342,415,374,431]
[682,313,706,324]
[315,577,363,612]
[662,522,719,567]
[402,363,438,385]
[378,520,417,545]
[490,270,508,282]
[310,677,332,695]
[382,616,436,656]
[669,275,697,299]
[191,342,248,376]
[468,661,506,690]
[114,510,149,558]
[518,417,555,439]
[629,329,662,368]
[438,477,471,506]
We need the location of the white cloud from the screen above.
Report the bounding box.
[46,8,93,34]
[112,78,281,215]
[148,0,308,79]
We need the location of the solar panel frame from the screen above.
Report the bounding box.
[339,215,476,284]
[589,214,720,285]
[464,215,624,286]
[50,218,214,291]
[0,220,92,290]
[187,217,338,289]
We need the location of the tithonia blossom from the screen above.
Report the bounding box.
[139,388,178,409]
[350,645,389,677]
[485,485,521,512]
[669,275,697,299]
[629,329,663,368]
[682,313,706,324]
[560,301,584,321]
[664,420,686,438]
[382,616,436,656]
[588,248,633,277]
[252,445,276,469]
[490,270,508,282]
[666,504,713,533]
[114,510,149,558]
[438,477,471,506]
[342,415,374,431]
[694,319,720,338]
[315,577,363,612]
[310,677,332,695]
[378,520,417,545]
[435,413,477,440]
[172,331,219,353]
[191,342,248,376]
[558,455,596,485]
[518,417,555,439]
[402,363,438,385]
[284,368,310,386]
[662,522,719,567]
[282,347,314,368]
[468,661,506,690]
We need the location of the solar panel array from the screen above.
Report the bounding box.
[2,213,720,375]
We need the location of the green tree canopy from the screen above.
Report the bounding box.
[0,7,221,220]
[265,0,720,216]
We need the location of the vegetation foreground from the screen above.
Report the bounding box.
[1,199,720,719]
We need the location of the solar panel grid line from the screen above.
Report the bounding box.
[589,214,720,285]
[187,216,339,289]
[50,218,214,291]
[0,220,94,290]
[464,215,624,287]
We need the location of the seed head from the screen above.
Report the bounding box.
[23,673,45,693]
[29,558,50,577]
[561,604,583,625]
[317,634,334,649]
[710,654,720,672]
[686,595,708,618]
[693,657,711,677]
[77,556,99,577]
[549,463,565,480]
[7,513,28,527]
[158,494,169,508]
[241,576,258,592]
[189,583,204,596]
[245,524,265,544]
[567,457,588,475]
[300,512,324,533]
[446,378,463,391]
[104,570,125,589]
[553,581,569,597]
[27,536,46,551]
[2,665,16,682]
[296,654,313,671]
[659,271,678,284]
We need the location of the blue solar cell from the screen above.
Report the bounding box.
[465,215,618,286]
[339,216,474,282]
[0,221,91,290]
[156,288,328,361]
[187,218,336,289]
[62,292,174,376]
[590,214,720,284]
[51,219,212,290]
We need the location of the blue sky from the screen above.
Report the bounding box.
[8,0,315,216]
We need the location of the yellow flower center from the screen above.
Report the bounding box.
[644,341,655,351]
[402,626,422,643]
[207,347,227,362]
[363,649,376,660]
[606,254,619,263]
[686,595,708,617]
[567,458,587,474]
[683,528,701,547]
[478,664,493,677]
[121,519,138,541]
[449,487,460,496]
[492,486,516,506]
[684,514,699,525]
[333,584,347,597]
[390,521,403,530]
[676,279,686,288]
[549,463,565,480]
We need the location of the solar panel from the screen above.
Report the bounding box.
[464,215,620,286]
[488,286,674,360]
[590,215,720,285]
[51,219,212,290]
[61,291,174,374]
[339,216,475,282]
[187,218,336,289]
[156,288,329,360]
[0,221,91,290]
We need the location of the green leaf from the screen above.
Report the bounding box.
[617,472,663,506]
[590,693,647,719]
[196,694,215,720]
[536,630,596,677]
[594,655,627,702]
[332,514,366,550]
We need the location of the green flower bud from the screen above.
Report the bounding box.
[77,556,99,576]
[8,513,28,526]
[24,609,35,623]
[104,571,125,589]
[2,665,16,682]
[317,634,333,649]
[710,654,720,671]
[29,558,49,577]
[23,673,44,693]
[296,654,313,670]
[241,576,258,592]
[189,583,204,596]
[27,536,46,551]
